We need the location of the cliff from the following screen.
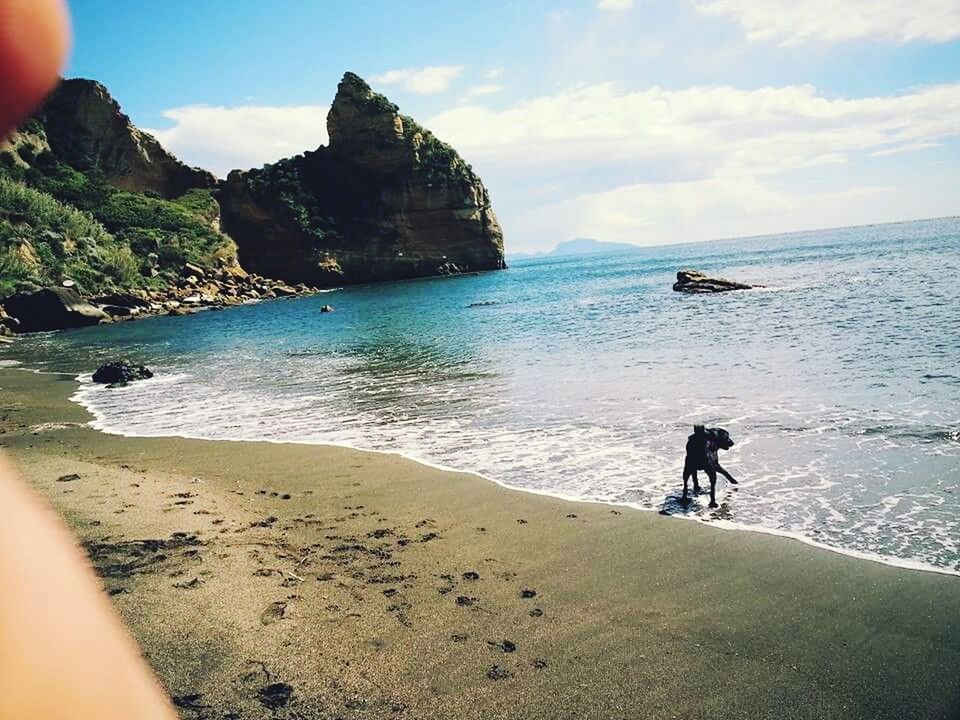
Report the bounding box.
[0,80,240,304]
[218,72,505,286]
[37,79,216,198]
[0,73,506,332]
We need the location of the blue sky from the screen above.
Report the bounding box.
[65,0,960,252]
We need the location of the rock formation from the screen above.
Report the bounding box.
[3,287,108,331]
[92,360,153,385]
[672,269,755,294]
[218,72,505,287]
[37,79,215,198]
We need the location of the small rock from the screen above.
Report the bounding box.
[320,304,334,313]
[520,588,537,599]
[672,269,754,294]
[92,361,153,385]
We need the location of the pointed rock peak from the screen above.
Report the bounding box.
[37,77,214,198]
[327,71,404,156]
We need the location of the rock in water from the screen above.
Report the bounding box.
[219,72,505,288]
[672,269,754,294]
[320,304,334,313]
[92,361,153,385]
[2,287,108,331]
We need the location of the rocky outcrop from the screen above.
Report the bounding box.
[218,72,505,287]
[92,361,153,385]
[37,79,215,199]
[2,287,108,331]
[672,269,754,294]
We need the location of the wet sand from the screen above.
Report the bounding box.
[1,366,958,719]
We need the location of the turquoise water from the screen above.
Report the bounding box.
[5,217,959,572]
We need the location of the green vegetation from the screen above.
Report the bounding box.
[246,158,340,243]
[0,128,236,298]
[0,176,139,297]
[400,115,473,184]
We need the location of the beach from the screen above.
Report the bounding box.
[2,365,958,719]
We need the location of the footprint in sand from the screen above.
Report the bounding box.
[486,665,512,680]
[487,639,517,653]
[520,588,537,599]
[260,600,287,625]
[257,683,293,710]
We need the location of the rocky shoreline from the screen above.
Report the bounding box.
[0,262,323,335]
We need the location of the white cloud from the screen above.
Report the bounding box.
[869,141,940,157]
[485,68,504,80]
[143,80,960,250]
[429,82,960,178]
[694,0,960,45]
[144,105,329,178]
[462,84,503,100]
[428,81,960,246]
[370,66,464,95]
[598,0,635,9]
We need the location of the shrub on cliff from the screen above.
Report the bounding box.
[0,144,236,297]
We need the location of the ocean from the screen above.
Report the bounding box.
[4,217,959,574]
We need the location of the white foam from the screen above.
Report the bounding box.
[70,373,960,578]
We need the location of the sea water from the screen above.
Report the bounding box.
[5,217,959,573]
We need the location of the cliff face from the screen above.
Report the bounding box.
[0,79,238,304]
[37,79,215,198]
[218,72,505,286]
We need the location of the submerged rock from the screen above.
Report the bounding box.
[92,360,153,385]
[2,287,107,331]
[672,269,754,294]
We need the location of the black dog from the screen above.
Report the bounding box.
[682,425,737,508]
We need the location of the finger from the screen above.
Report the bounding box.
[0,0,71,139]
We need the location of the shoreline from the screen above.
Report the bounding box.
[66,368,959,579]
[2,365,959,718]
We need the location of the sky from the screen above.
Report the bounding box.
[64,0,960,252]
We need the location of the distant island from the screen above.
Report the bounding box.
[508,237,644,260]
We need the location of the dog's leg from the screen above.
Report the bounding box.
[706,469,718,508]
[682,464,691,505]
[716,463,737,484]
[692,470,701,495]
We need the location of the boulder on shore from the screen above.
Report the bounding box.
[672,269,754,294]
[2,287,108,331]
[92,361,153,385]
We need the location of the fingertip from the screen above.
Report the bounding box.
[0,0,72,138]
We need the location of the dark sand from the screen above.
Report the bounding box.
[2,366,958,719]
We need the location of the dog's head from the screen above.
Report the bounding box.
[706,427,735,450]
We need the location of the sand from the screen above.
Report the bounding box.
[1,366,958,719]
